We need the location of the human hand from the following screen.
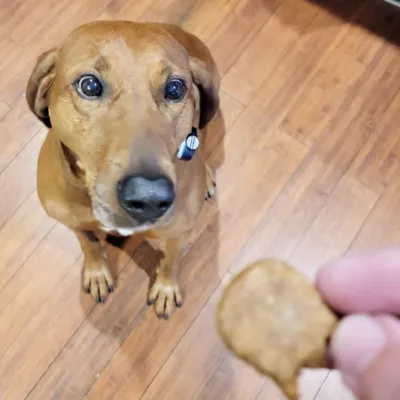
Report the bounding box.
[316,246,400,400]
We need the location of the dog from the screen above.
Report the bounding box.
[26,20,220,319]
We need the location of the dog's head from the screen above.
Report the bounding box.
[26,21,220,234]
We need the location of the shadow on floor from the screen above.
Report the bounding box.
[262,0,400,46]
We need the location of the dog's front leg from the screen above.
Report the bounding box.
[74,230,114,303]
[148,235,188,319]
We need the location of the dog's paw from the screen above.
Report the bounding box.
[205,164,216,200]
[147,279,183,320]
[83,262,114,303]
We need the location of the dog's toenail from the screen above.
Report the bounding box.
[108,285,114,293]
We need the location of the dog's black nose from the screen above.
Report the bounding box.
[117,175,175,223]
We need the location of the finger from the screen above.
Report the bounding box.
[329,314,400,397]
[316,246,400,313]
[359,345,400,400]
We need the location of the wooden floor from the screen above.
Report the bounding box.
[1,0,400,399]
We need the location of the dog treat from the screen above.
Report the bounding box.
[216,259,338,400]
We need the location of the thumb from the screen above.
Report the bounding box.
[359,345,400,400]
[330,314,400,400]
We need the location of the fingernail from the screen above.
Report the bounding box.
[331,315,387,389]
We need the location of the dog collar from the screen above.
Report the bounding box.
[177,127,200,161]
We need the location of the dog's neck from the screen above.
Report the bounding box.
[57,140,87,189]
[60,142,81,177]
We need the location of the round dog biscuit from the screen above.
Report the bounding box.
[216,259,338,400]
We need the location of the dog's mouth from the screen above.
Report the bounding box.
[92,194,175,236]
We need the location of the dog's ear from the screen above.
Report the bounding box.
[26,47,58,128]
[162,25,220,129]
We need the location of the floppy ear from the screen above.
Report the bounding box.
[26,47,58,128]
[161,25,220,129]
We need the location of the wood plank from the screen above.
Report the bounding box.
[194,109,308,247]
[0,0,39,41]
[135,0,242,43]
[139,276,233,400]
[0,0,25,26]
[0,192,55,291]
[139,0,203,25]
[0,224,80,361]
[347,88,400,194]
[197,353,265,400]
[0,99,10,120]
[0,36,19,76]
[206,0,282,76]
[187,91,244,245]
[0,255,90,400]
[114,0,154,20]
[192,105,306,246]
[256,370,329,400]
[179,0,242,43]
[96,11,114,21]
[9,0,70,45]
[280,0,399,146]
[350,173,400,252]
[82,226,222,400]
[0,128,46,230]
[138,273,265,400]
[106,0,148,17]
[290,174,378,280]
[0,47,40,106]
[280,52,364,146]
[230,37,400,274]
[0,96,43,173]
[221,0,319,105]
[203,90,244,159]
[211,129,308,276]
[314,371,356,400]
[334,0,398,66]
[27,235,201,400]
[249,15,347,124]
[1,237,141,400]
[0,0,110,106]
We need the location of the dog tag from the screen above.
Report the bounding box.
[177,128,200,161]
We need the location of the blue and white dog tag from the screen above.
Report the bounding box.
[177,127,200,161]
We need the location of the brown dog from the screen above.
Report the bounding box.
[26,21,220,319]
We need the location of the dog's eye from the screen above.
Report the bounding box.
[164,78,186,102]
[76,75,103,98]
